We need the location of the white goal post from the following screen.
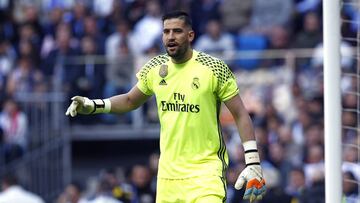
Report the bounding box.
[323,0,342,203]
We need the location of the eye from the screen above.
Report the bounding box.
[174,28,183,33]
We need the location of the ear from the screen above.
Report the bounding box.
[188,30,195,43]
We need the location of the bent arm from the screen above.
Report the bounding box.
[109,86,151,114]
[224,94,255,142]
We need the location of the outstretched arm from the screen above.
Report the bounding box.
[225,94,266,202]
[66,86,150,117]
[109,86,151,114]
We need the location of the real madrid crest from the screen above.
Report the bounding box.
[191,77,200,89]
[159,64,168,78]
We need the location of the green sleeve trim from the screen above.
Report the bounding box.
[136,82,153,96]
[221,88,239,102]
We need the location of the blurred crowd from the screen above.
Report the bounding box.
[0,0,359,202]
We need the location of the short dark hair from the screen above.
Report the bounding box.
[162,11,192,28]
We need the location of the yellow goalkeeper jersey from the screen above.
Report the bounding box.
[136,50,239,179]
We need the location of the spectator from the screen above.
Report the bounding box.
[0,6,16,43]
[342,149,360,182]
[18,5,43,42]
[87,178,123,203]
[190,0,221,36]
[42,7,64,38]
[0,39,15,78]
[129,165,155,203]
[343,145,358,164]
[0,173,45,203]
[83,15,106,54]
[299,170,325,203]
[69,1,89,40]
[18,39,40,66]
[292,12,322,49]
[41,23,81,94]
[260,167,292,203]
[267,142,293,188]
[194,19,235,60]
[303,123,323,149]
[105,20,135,60]
[0,98,27,163]
[124,0,147,28]
[292,12,322,71]
[220,0,252,33]
[6,56,45,96]
[304,144,324,186]
[0,39,16,104]
[306,144,324,164]
[342,111,357,133]
[17,23,42,55]
[342,171,359,203]
[285,167,306,199]
[278,126,303,166]
[291,107,310,147]
[56,182,88,203]
[98,168,133,203]
[248,0,294,33]
[131,0,162,55]
[77,36,105,99]
[265,26,291,66]
[99,0,128,36]
[307,97,324,122]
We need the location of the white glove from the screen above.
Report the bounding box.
[235,141,266,202]
[65,96,111,117]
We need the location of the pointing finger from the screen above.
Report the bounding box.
[69,101,79,117]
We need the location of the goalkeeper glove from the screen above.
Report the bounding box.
[235,140,266,202]
[65,96,111,117]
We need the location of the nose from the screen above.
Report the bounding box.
[168,31,175,40]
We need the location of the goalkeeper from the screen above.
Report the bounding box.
[66,11,266,202]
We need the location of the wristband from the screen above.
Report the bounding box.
[243,140,260,166]
[91,99,111,114]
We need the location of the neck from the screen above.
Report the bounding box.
[172,49,193,64]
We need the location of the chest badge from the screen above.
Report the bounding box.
[191,77,200,90]
[159,64,168,86]
[159,64,168,78]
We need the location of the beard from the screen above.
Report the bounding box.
[166,43,188,60]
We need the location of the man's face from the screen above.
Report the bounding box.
[162,18,194,59]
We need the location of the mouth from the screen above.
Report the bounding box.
[167,42,178,51]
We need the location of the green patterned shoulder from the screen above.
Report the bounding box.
[195,52,235,87]
[138,54,170,82]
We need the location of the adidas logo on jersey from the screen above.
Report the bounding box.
[159,79,167,85]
